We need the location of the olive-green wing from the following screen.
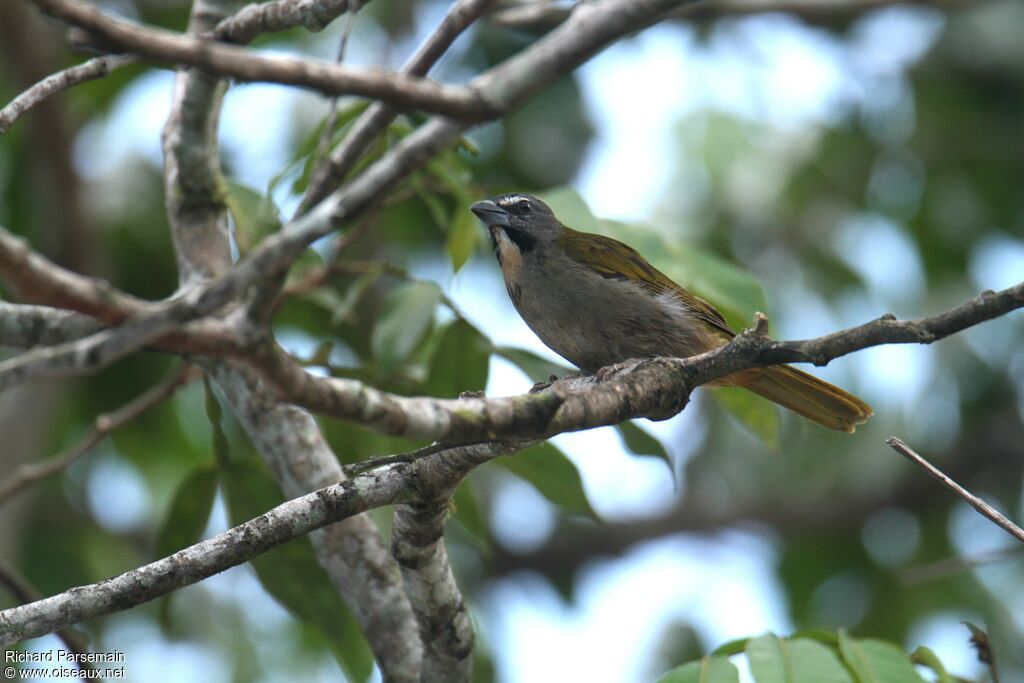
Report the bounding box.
[561,228,735,338]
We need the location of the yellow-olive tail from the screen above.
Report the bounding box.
[738,365,873,433]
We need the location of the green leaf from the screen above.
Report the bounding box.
[225,181,281,255]
[747,634,853,683]
[410,174,450,228]
[370,280,443,376]
[910,646,956,683]
[789,630,841,646]
[538,187,767,329]
[656,656,740,683]
[711,637,751,657]
[220,457,374,682]
[422,318,491,398]
[447,205,480,273]
[495,346,573,381]
[838,631,927,683]
[283,99,372,195]
[154,464,218,558]
[495,442,596,519]
[615,420,674,477]
[298,267,386,328]
[713,386,779,450]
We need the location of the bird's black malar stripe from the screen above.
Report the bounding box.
[503,226,537,253]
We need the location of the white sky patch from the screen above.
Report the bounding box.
[73,70,173,179]
[704,15,851,127]
[220,83,323,191]
[553,427,678,519]
[488,476,557,552]
[834,212,927,306]
[969,233,1024,292]
[86,452,152,534]
[577,25,700,221]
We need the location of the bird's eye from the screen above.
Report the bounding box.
[517,199,532,215]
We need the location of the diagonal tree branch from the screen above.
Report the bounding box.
[0,302,103,348]
[0,54,135,134]
[0,225,147,322]
[0,562,100,680]
[0,363,198,506]
[0,440,512,647]
[0,463,406,647]
[887,437,1024,544]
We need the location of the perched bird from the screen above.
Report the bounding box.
[470,193,872,432]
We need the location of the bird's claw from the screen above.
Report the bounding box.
[529,374,559,393]
[596,362,628,381]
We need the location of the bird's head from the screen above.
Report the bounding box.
[470,194,561,255]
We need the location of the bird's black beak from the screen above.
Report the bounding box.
[470,200,511,228]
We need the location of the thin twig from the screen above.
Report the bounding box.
[0,364,200,505]
[0,561,101,681]
[0,54,135,134]
[886,437,1024,544]
[343,442,465,476]
[309,7,359,191]
[280,218,375,297]
[298,0,497,213]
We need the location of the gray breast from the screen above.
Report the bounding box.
[512,251,712,372]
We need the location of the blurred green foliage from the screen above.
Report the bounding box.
[1,1,1022,682]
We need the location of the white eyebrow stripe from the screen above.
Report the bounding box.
[498,195,529,208]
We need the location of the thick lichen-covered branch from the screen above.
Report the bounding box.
[0,440,516,647]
